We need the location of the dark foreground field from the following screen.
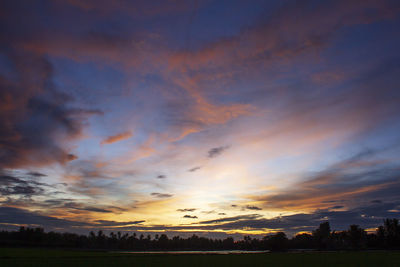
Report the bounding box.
[1,248,400,267]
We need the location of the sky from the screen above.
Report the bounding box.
[1,0,400,239]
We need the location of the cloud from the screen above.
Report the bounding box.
[2,202,397,235]
[183,215,198,219]
[177,208,196,212]
[184,202,400,235]
[101,131,133,145]
[250,148,400,211]
[161,1,400,142]
[198,214,262,224]
[94,220,145,226]
[0,193,129,217]
[0,206,143,231]
[0,173,51,198]
[6,0,398,147]
[331,206,344,209]
[3,199,396,235]
[26,172,47,177]
[64,204,113,213]
[151,192,173,198]
[188,166,201,172]
[201,210,216,214]
[207,146,229,158]
[244,205,262,211]
[169,0,400,72]
[162,92,251,141]
[0,52,101,169]
[0,206,90,229]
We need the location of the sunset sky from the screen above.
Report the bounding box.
[1,0,400,238]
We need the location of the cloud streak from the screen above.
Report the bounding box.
[151,193,173,198]
[101,131,133,145]
[207,146,230,158]
[177,208,196,212]
[183,215,198,219]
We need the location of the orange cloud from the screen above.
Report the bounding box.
[101,131,133,145]
[123,134,156,163]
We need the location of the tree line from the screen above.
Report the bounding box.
[0,219,399,251]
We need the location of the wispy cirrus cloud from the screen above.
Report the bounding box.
[188,166,201,172]
[177,208,196,212]
[151,192,173,198]
[101,131,133,145]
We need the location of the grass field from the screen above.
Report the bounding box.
[1,248,400,267]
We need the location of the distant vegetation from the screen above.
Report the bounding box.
[1,219,399,251]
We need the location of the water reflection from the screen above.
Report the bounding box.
[116,250,269,254]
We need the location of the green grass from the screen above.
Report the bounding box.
[1,248,400,267]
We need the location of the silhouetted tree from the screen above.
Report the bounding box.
[313,222,331,250]
[263,232,288,251]
[380,218,400,248]
[1,218,400,251]
[347,225,366,249]
[291,233,314,249]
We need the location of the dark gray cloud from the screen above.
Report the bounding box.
[330,206,344,209]
[207,146,229,158]
[0,206,90,228]
[43,199,74,205]
[1,197,128,215]
[151,192,173,198]
[0,207,143,231]
[198,214,262,224]
[50,200,127,214]
[188,166,201,172]
[183,215,198,219]
[65,205,113,213]
[177,208,196,212]
[245,205,262,211]
[0,174,50,197]
[27,172,47,177]
[0,51,101,169]
[94,220,145,226]
[0,170,129,215]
